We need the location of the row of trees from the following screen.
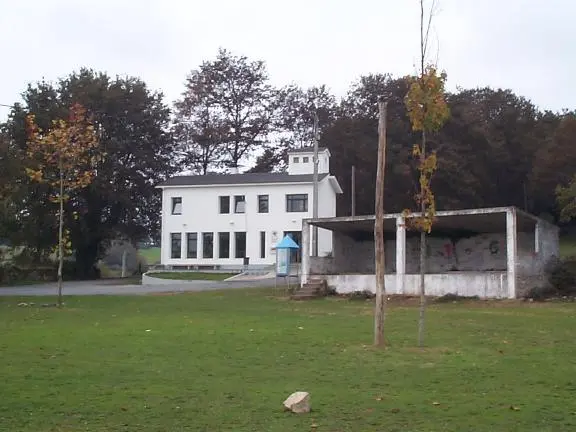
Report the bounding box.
[1,49,575,279]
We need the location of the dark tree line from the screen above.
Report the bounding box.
[1,49,575,278]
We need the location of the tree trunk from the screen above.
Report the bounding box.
[418,131,427,347]
[57,167,64,307]
[374,101,387,347]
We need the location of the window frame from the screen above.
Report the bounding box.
[293,156,299,163]
[257,194,269,213]
[202,232,214,259]
[302,156,309,163]
[234,195,246,214]
[170,233,182,259]
[171,197,182,215]
[219,196,230,214]
[286,193,308,213]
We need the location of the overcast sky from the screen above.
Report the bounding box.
[0,0,574,120]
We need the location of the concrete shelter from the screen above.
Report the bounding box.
[300,207,559,299]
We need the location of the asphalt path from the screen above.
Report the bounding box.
[0,277,299,296]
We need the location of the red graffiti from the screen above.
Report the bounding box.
[444,243,453,258]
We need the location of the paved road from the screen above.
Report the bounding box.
[0,277,300,296]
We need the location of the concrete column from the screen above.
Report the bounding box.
[301,221,311,287]
[396,216,406,294]
[506,209,517,299]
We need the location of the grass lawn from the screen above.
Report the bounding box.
[1,291,576,431]
[139,247,161,265]
[148,271,236,281]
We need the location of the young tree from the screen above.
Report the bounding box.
[178,48,278,170]
[25,103,101,306]
[556,175,576,222]
[404,0,450,347]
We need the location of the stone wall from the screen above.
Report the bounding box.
[330,230,555,274]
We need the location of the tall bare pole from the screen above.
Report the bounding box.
[374,100,388,347]
[312,111,319,257]
[351,165,356,216]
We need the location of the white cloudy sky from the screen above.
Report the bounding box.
[0,0,574,120]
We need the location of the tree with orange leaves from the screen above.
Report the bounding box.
[25,103,102,306]
[403,0,450,347]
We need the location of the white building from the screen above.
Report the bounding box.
[157,148,343,268]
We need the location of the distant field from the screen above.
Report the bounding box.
[139,247,161,265]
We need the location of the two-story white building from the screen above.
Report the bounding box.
[157,147,342,268]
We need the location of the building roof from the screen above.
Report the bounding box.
[158,172,330,187]
[287,147,329,154]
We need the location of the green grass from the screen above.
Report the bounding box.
[1,292,576,431]
[139,247,161,265]
[148,271,236,281]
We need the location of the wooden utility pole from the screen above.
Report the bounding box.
[351,165,356,216]
[312,111,319,257]
[374,100,388,347]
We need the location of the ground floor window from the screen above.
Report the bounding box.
[186,233,197,259]
[219,232,230,258]
[260,231,266,259]
[202,232,214,258]
[283,231,301,263]
[170,233,181,259]
[235,232,246,258]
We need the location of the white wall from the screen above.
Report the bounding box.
[323,272,509,299]
[287,151,330,175]
[160,179,336,266]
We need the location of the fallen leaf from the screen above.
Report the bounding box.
[311,423,318,429]
[390,408,400,413]
[298,326,304,330]
[145,329,151,332]
[432,401,440,406]
[510,405,520,411]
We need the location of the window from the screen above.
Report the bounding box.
[235,232,246,258]
[186,233,197,259]
[260,231,266,259]
[286,194,308,212]
[258,195,269,213]
[170,233,181,259]
[303,156,309,163]
[218,232,230,259]
[171,197,182,215]
[219,196,230,214]
[202,232,214,258]
[293,157,299,163]
[234,195,245,213]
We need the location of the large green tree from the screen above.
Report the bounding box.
[4,69,175,277]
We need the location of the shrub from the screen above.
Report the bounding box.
[524,285,557,301]
[348,290,375,300]
[434,293,480,303]
[547,257,576,296]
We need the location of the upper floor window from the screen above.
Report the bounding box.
[171,197,182,215]
[258,195,269,213]
[293,157,299,163]
[303,156,309,163]
[219,196,230,214]
[234,195,245,213]
[286,194,308,212]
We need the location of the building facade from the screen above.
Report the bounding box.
[157,148,342,268]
